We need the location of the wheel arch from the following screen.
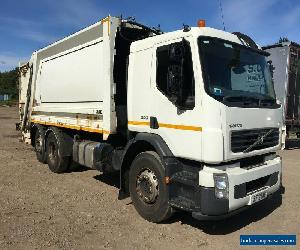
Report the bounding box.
[119,133,173,198]
[44,126,73,157]
[30,123,45,147]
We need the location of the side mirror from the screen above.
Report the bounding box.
[167,42,185,107]
[166,39,193,109]
[267,60,275,78]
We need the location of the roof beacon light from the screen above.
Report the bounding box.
[198,19,206,28]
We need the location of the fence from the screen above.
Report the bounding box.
[0,94,11,101]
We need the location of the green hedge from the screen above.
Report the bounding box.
[0,68,18,100]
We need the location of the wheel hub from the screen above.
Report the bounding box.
[136,169,159,204]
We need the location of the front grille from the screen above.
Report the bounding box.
[231,128,279,153]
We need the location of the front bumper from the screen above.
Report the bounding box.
[192,187,282,221]
[165,155,282,220]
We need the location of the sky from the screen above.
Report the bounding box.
[0,0,299,72]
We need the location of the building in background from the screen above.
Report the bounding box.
[263,41,300,139]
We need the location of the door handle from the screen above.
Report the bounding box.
[150,116,159,129]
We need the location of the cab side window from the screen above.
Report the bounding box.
[156,40,195,110]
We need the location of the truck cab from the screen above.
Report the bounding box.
[126,26,283,220]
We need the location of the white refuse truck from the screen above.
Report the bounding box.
[18,16,283,222]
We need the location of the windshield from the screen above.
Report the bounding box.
[198,37,277,107]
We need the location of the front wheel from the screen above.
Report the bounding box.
[129,151,173,222]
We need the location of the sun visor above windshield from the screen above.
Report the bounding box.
[232,32,270,56]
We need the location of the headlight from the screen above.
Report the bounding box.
[214,174,229,199]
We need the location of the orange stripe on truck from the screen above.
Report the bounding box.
[158,123,202,131]
[31,119,110,134]
[128,121,150,126]
[128,120,202,132]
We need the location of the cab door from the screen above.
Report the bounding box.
[150,37,203,161]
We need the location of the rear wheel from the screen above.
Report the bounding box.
[34,127,47,163]
[46,132,69,173]
[129,151,173,222]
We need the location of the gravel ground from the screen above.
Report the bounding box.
[0,106,299,250]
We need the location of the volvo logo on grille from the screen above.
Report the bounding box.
[243,129,274,153]
[257,134,265,145]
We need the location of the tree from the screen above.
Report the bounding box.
[278,37,289,44]
[0,68,19,100]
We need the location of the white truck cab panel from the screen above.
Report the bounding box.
[128,34,204,161]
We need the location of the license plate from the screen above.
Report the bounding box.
[251,191,267,204]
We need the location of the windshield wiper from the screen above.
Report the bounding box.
[223,95,276,107]
[223,95,258,104]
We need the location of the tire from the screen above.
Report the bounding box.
[46,131,70,173]
[129,151,173,222]
[34,127,47,164]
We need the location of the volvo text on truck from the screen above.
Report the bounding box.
[18,16,283,222]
